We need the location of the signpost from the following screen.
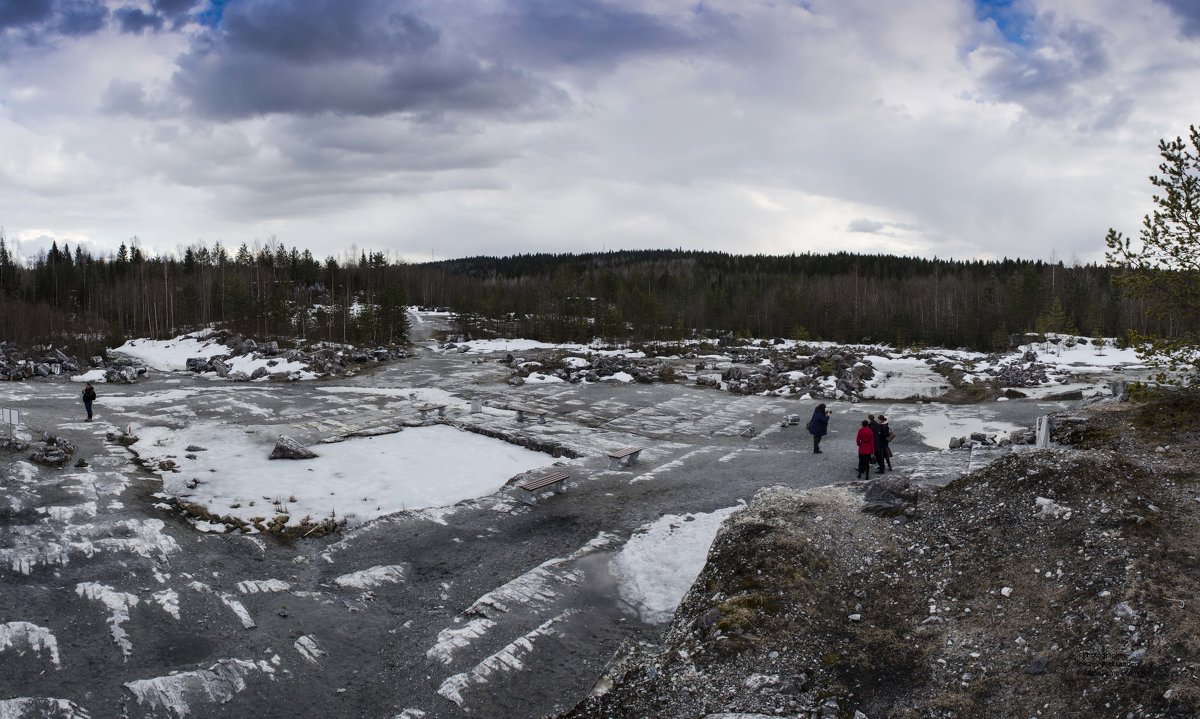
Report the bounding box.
[1,407,20,442]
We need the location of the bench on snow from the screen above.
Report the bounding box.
[416,403,446,421]
[606,446,644,470]
[512,406,547,424]
[516,471,569,504]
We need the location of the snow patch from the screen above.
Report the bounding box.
[332,565,406,589]
[236,579,291,594]
[153,590,180,620]
[437,611,577,706]
[294,635,325,663]
[425,618,497,665]
[611,506,744,625]
[0,621,61,668]
[0,698,91,718]
[124,658,275,717]
[75,582,139,658]
[466,533,620,619]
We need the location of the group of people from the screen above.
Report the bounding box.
[807,404,896,479]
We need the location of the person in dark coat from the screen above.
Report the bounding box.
[82,382,97,421]
[868,414,885,473]
[874,414,893,472]
[808,403,830,453]
[856,419,875,479]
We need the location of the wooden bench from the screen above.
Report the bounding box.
[606,446,643,470]
[516,471,569,504]
[513,406,547,424]
[416,403,446,421]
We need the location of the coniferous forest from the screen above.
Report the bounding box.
[0,233,1186,358]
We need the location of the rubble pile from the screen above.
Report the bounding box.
[29,433,77,467]
[0,343,84,381]
[184,333,410,381]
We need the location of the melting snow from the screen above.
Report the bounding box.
[611,506,744,625]
[294,635,325,663]
[0,698,91,718]
[236,579,291,594]
[437,610,577,706]
[332,565,406,589]
[75,582,139,658]
[134,423,552,527]
[426,618,497,665]
[0,621,61,668]
[124,658,276,717]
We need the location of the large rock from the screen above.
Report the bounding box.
[270,435,317,460]
[861,476,921,517]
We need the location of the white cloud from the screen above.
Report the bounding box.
[1,0,1198,263]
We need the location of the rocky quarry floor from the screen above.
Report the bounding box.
[561,393,1200,719]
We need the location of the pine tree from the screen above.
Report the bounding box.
[1106,126,1200,384]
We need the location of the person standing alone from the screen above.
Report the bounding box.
[856,419,875,479]
[82,382,97,421]
[808,403,830,453]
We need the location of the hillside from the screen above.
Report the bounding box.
[560,395,1200,719]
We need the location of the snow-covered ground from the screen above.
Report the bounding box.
[109,335,315,379]
[112,335,229,371]
[134,423,554,528]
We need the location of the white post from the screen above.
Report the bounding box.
[1035,416,1050,449]
[471,397,482,413]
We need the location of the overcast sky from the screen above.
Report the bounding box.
[1,0,1198,264]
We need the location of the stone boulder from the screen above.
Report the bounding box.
[861,476,922,517]
[270,435,317,460]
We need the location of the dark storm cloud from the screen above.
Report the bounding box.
[56,0,107,36]
[1157,0,1200,37]
[0,0,53,30]
[115,7,164,34]
[0,0,107,47]
[152,0,199,18]
[172,0,564,119]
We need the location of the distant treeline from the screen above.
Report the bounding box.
[0,237,1181,355]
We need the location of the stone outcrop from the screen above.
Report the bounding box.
[269,435,317,460]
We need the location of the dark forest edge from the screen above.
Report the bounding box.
[0,235,1190,359]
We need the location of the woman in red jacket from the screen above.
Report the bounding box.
[856,419,875,480]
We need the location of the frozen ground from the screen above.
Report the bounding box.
[0,317,1136,718]
[134,423,551,528]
